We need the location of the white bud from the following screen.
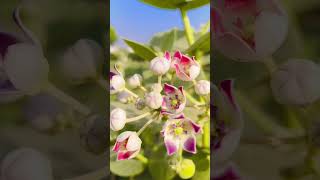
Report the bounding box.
[189,65,201,80]
[271,59,320,106]
[117,91,132,103]
[128,74,142,88]
[110,75,125,94]
[1,148,53,180]
[4,43,49,95]
[145,91,163,109]
[151,83,162,93]
[195,80,210,95]
[110,108,127,131]
[60,39,103,84]
[150,57,170,75]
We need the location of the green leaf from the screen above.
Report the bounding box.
[150,28,177,52]
[189,150,210,180]
[184,32,210,54]
[139,0,209,10]
[110,26,118,44]
[110,159,145,177]
[123,39,157,60]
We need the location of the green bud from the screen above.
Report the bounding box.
[177,159,195,179]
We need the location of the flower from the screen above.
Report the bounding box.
[4,43,49,95]
[161,114,202,155]
[110,108,127,131]
[59,39,103,84]
[128,74,142,88]
[271,59,320,106]
[212,0,288,62]
[110,72,125,94]
[150,51,171,75]
[0,32,23,103]
[145,91,163,109]
[212,80,243,168]
[195,80,210,95]
[172,51,200,81]
[113,131,142,160]
[162,83,186,115]
[117,91,133,103]
[1,148,53,180]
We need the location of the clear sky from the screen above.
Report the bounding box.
[111,0,210,43]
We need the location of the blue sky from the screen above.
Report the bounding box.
[111,0,210,43]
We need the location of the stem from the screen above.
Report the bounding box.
[139,86,147,92]
[158,75,162,85]
[126,112,151,122]
[96,77,107,90]
[64,167,106,180]
[185,91,201,105]
[235,90,293,137]
[124,88,139,98]
[202,121,210,148]
[137,118,155,136]
[136,154,149,164]
[46,83,91,116]
[180,8,194,45]
[263,56,277,75]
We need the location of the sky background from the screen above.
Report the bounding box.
[110,0,210,43]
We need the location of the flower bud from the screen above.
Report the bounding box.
[128,74,142,88]
[113,131,142,160]
[271,59,320,106]
[117,91,133,103]
[195,80,210,95]
[4,43,49,95]
[135,98,146,110]
[1,148,53,180]
[59,39,103,84]
[80,115,108,154]
[149,52,171,75]
[110,108,127,131]
[145,91,162,109]
[110,72,125,94]
[176,159,195,179]
[151,83,162,93]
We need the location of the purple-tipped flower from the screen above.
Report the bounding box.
[161,114,202,156]
[172,51,200,81]
[162,83,186,115]
[212,80,243,167]
[110,71,125,94]
[113,131,142,160]
[150,51,171,75]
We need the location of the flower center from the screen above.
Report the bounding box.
[174,127,184,135]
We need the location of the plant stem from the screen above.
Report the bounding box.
[180,8,194,46]
[139,86,147,92]
[124,88,139,98]
[136,154,149,164]
[203,120,210,148]
[126,112,152,122]
[263,56,277,74]
[158,75,162,85]
[64,167,106,180]
[46,83,91,116]
[137,118,155,135]
[235,90,293,137]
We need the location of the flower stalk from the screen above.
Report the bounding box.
[126,112,152,123]
[180,8,194,45]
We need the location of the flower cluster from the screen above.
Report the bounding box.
[110,51,210,178]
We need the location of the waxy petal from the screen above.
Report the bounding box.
[165,138,178,156]
[109,71,116,80]
[189,120,202,134]
[163,83,176,94]
[117,151,133,160]
[183,135,197,154]
[126,133,141,151]
[0,32,19,58]
[220,79,238,110]
[116,131,134,142]
[164,51,171,61]
[112,141,121,152]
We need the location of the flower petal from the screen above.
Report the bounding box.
[173,51,182,60]
[189,120,202,134]
[163,83,176,94]
[117,151,132,160]
[109,72,116,80]
[117,131,134,142]
[164,51,171,61]
[183,135,197,154]
[219,80,238,110]
[164,138,178,156]
[112,141,121,152]
[126,133,141,151]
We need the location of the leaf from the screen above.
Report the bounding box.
[110,159,145,177]
[150,28,177,52]
[110,26,118,44]
[189,150,210,180]
[184,32,210,54]
[139,0,209,10]
[123,39,157,60]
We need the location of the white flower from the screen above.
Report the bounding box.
[151,83,162,93]
[113,131,142,160]
[271,59,320,106]
[110,72,125,94]
[195,80,210,95]
[60,39,103,84]
[117,91,132,103]
[145,91,163,109]
[4,43,49,95]
[128,74,142,88]
[110,108,127,131]
[1,148,53,180]
[149,52,171,75]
